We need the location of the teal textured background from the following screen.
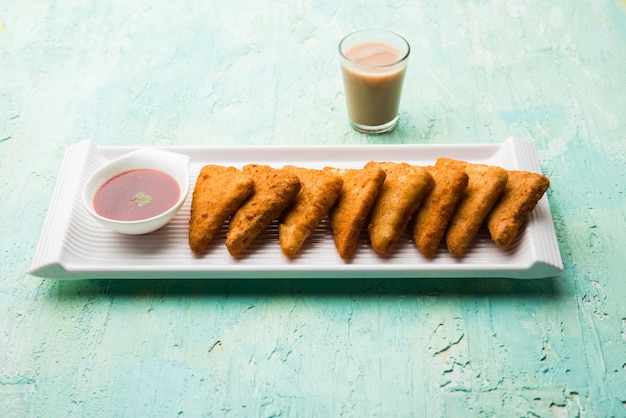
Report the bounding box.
[1,0,625,416]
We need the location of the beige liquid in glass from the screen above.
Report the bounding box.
[341,42,407,130]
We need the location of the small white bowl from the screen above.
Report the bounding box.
[83,148,190,235]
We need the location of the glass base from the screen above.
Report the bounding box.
[349,116,399,134]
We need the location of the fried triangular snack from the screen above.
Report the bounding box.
[487,170,550,248]
[439,159,509,257]
[367,162,434,255]
[278,166,343,257]
[225,164,301,257]
[412,165,468,257]
[324,162,386,259]
[188,165,254,254]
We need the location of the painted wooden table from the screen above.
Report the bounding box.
[1,0,625,416]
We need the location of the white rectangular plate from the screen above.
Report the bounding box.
[30,137,563,279]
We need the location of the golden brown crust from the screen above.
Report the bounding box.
[188,159,550,258]
[367,162,434,255]
[412,165,469,257]
[439,159,509,257]
[225,164,301,257]
[278,166,343,257]
[487,170,550,248]
[325,162,386,259]
[188,165,254,254]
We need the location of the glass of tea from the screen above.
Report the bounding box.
[339,29,410,134]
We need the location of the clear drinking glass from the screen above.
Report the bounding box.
[339,29,410,134]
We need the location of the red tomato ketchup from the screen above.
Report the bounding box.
[94,169,180,221]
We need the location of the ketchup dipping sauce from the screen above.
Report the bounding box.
[94,168,180,221]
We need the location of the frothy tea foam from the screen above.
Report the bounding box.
[345,42,403,66]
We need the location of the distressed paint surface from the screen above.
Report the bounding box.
[1,0,625,416]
